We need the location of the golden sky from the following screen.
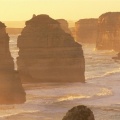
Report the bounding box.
[0,0,120,21]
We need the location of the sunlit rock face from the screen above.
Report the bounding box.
[0,22,26,104]
[62,105,95,120]
[96,12,120,51]
[17,14,85,83]
[57,19,71,35]
[75,19,98,43]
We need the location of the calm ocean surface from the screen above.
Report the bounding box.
[0,35,119,120]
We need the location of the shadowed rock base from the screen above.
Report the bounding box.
[62,105,95,120]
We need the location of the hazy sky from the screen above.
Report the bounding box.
[0,0,120,21]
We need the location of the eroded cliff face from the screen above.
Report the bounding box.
[17,14,85,83]
[75,19,98,43]
[96,12,120,51]
[0,22,26,104]
[57,19,71,35]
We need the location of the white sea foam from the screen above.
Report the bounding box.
[2,36,119,120]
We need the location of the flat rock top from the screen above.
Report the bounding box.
[99,12,120,22]
[100,12,120,18]
[57,19,68,24]
[76,18,98,24]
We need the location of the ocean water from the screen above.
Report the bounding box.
[0,35,120,120]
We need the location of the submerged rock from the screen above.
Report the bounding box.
[75,19,98,43]
[57,19,71,34]
[112,52,120,60]
[96,12,120,51]
[17,14,85,83]
[0,22,26,104]
[62,105,95,120]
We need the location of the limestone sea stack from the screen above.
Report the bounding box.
[96,12,120,51]
[57,19,71,35]
[62,105,95,120]
[75,19,98,43]
[0,22,26,104]
[17,14,85,83]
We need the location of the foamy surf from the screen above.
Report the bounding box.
[2,35,119,120]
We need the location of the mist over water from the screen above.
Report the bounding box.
[0,35,119,120]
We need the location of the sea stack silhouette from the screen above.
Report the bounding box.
[0,22,26,104]
[57,19,71,35]
[96,12,120,51]
[17,14,85,83]
[62,105,95,120]
[75,19,98,43]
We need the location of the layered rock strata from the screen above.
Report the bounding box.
[0,22,26,104]
[75,19,98,43]
[96,12,120,51]
[62,105,95,120]
[57,19,71,35]
[17,14,85,83]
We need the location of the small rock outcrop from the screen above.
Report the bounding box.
[17,14,85,83]
[0,22,26,104]
[75,19,98,43]
[112,52,120,60]
[96,12,120,51]
[62,105,95,120]
[57,19,71,35]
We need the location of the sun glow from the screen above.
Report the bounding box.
[0,0,120,21]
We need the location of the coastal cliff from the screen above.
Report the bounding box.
[0,22,26,104]
[96,12,120,51]
[17,14,85,83]
[75,19,98,43]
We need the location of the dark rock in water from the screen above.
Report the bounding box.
[57,19,71,35]
[17,14,85,83]
[62,105,95,120]
[96,12,120,51]
[75,19,98,43]
[112,52,120,60]
[0,22,26,104]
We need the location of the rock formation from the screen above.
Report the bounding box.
[112,52,120,60]
[75,19,98,43]
[0,22,26,104]
[70,27,76,39]
[62,105,95,120]
[96,12,120,51]
[17,14,85,83]
[57,19,71,35]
